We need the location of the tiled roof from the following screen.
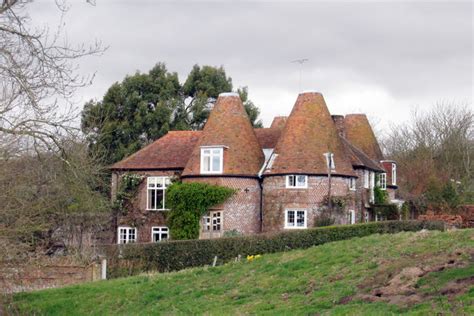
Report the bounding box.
[344,114,384,162]
[265,92,356,177]
[110,131,201,170]
[340,138,385,172]
[254,128,282,149]
[182,93,265,177]
[270,116,288,129]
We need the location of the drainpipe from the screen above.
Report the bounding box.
[259,177,264,233]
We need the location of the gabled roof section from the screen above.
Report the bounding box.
[340,138,385,172]
[344,114,384,162]
[265,92,355,177]
[254,128,282,149]
[110,131,201,170]
[270,116,288,129]
[182,93,265,176]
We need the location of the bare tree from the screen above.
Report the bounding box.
[0,0,104,156]
[383,102,473,203]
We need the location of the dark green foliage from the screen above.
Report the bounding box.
[425,180,461,210]
[313,215,335,227]
[374,186,388,205]
[81,63,262,165]
[166,182,235,240]
[103,220,445,278]
[373,204,400,220]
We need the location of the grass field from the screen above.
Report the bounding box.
[10,229,474,315]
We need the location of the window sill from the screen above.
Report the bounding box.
[284,226,307,229]
[285,186,308,189]
[200,172,223,175]
[147,209,170,211]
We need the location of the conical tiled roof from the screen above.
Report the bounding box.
[265,92,355,177]
[270,116,288,129]
[182,93,265,177]
[344,114,384,162]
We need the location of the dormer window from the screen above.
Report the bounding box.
[200,147,224,174]
[324,152,335,171]
[392,163,397,185]
[286,175,308,188]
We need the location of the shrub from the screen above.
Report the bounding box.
[166,182,235,240]
[102,220,444,278]
[373,204,400,220]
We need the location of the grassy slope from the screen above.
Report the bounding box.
[12,229,474,315]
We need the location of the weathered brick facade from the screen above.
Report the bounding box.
[183,177,261,236]
[262,175,356,232]
[109,92,400,243]
[112,170,179,243]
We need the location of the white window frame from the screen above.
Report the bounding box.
[364,211,370,223]
[349,178,356,191]
[324,152,336,170]
[117,226,137,244]
[200,147,224,174]
[379,173,387,190]
[364,170,369,188]
[202,210,222,232]
[348,210,356,224]
[392,163,397,185]
[151,226,169,242]
[286,175,308,189]
[284,209,307,229]
[147,176,171,211]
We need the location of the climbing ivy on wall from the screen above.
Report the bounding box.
[166,182,235,240]
[114,173,144,215]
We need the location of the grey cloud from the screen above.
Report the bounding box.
[29,0,472,128]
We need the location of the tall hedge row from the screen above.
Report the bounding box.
[103,220,444,278]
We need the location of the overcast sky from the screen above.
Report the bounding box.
[30,0,472,130]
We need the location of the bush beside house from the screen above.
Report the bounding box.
[102,220,444,278]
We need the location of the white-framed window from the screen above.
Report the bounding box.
[392,163,397,185]
[202,211,222,232]
[200,147,223,174]
[324,152,336,170]
[286,175,308,188]
[151,226,169,242]
[147,177,171,210]
[348,210,356,224]
[349,178,356,191]
[364,211,370,223]
[364,170,369,188]
[379,173,387,190]
[117,226,137,244]
[284,209,307,229]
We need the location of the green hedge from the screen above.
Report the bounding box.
[102,220,444,278]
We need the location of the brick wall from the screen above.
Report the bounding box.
[184,177,261,236]
[113,170,180,243]
[262,175,355,232]
[0,260,101,293]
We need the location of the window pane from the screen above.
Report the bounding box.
[157,189,164,209]
[148,189,156,209]
[212,149,221,155]
[203,156,211,171]
[296,211,305,227]
[287,211,295,226]
[203,149,211,155]
[297,175,306,187]
[212,155,221,171]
